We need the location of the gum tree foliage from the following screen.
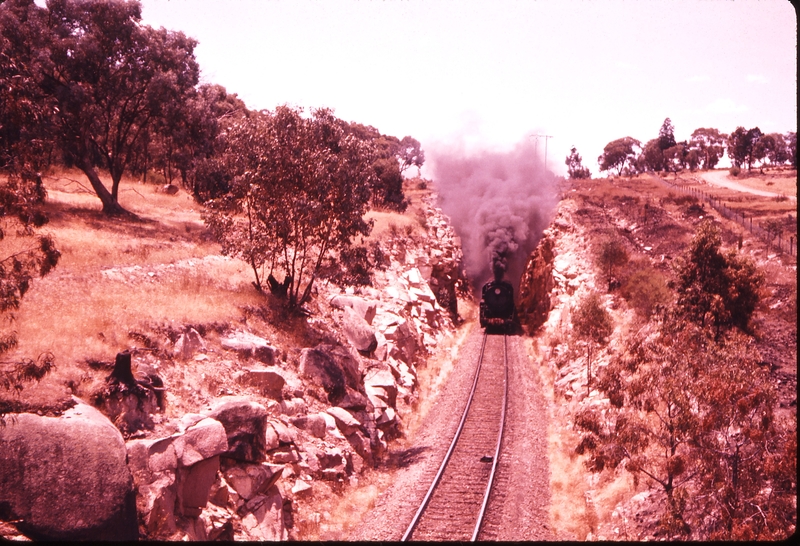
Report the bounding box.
[580,317,793,540]
[638,138,666,173]
[179,84,250,202]
[727,126,765,171]
[346,123,410,211]
[786,131,797,168]
[689,127,727,170]
[139,83,249,194]
[0,0,202,215]
[621,266,671,320]
[397,135,425,175]
[0,174,60,405]
[565,146,591,179]
[674,220,764,338]
[759,133,789,167]
[663,142,687,174]
[598,137,641,176]
[0,0,56,174]
[203,105,375,309]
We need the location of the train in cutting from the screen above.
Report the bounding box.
[479,278,516,332]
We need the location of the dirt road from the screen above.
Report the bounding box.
[698,170,797,200]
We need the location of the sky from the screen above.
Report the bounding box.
[139,0,797,177]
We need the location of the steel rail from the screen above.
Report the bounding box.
[401,332,489,542]
[471,334,508,541]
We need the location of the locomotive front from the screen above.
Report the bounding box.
[479,279,515,330]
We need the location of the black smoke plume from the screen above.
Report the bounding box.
[431,138,559,291]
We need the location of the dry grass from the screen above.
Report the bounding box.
[2,168,265,408]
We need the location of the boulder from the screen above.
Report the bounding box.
[161,183,179,195]
[325,406,361,436]
[177,456,220,517]
[173,417,229,467]
[299,345,361,405]
[0,398,138,541]
[268,420,296,445]
[290,413,327,439]
[173,328,206,361]
[291,479,312,496]
[363,362,398,408]
[337,387,370,411]
[280,397,307,416]
[382,319,419,365]
[240,367,286,399]
[221,331,278,365]
[126,417,227,533]
[329,294,378,325]
[206,397,269,462]
[222,463,283,501]
[341,306,378,354]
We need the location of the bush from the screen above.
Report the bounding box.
[729,166,741,177]
[622,268,671,319]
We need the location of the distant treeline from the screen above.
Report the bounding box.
[566,118,796,179]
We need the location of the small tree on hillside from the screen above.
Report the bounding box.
[579,317,791,539]
[398,135,425,175]
[675,220,764,337]
[572,291,613,395]
[203,105,375,309]
[565,146,591,179]
[596,238,629,290]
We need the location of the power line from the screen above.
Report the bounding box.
[530,134,554,171]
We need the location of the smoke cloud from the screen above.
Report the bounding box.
[430,138,559,291]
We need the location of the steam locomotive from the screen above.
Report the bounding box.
[479,279,515,331]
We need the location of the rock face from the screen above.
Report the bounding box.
[517,234,555,333]
[206,397,270,462]
[299,345,362,405]
[126,417,229,536]
[0,398,138,541]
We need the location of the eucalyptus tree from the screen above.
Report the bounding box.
[204,105,375,308]
[0,0,202,215]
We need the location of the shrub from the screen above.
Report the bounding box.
[622,268,671,319]
[729,166,741,177]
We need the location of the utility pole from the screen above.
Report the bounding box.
[530,134,554,171]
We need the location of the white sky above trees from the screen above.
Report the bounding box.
[139,0,797,177]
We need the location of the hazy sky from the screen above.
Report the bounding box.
[140,0,796,176]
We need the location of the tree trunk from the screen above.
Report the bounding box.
[77,157,128,215]
[109,351,136,386]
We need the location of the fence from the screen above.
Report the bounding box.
[655,176,797,257]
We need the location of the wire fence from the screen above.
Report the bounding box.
[655,176,797,257]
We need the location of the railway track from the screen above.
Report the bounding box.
[402,332,509,542]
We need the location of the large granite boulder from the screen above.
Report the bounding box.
[0,398,138,541]
[299,345,361,405]
[206,397,269,462]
